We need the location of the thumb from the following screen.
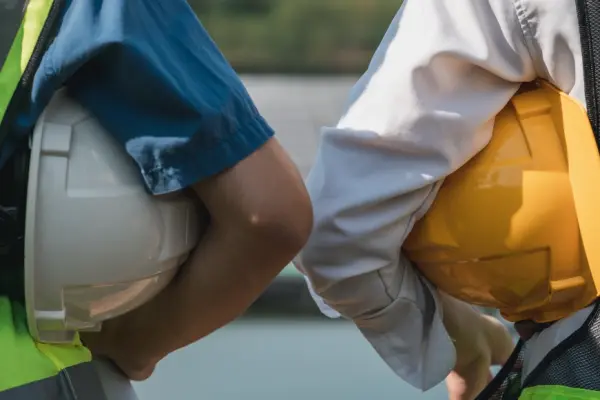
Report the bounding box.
[446,359,493,400]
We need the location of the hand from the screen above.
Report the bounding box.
[440,294,514,400]
[80,316,160,381]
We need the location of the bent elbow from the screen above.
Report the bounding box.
[281,198,313,254]
[218,171,314,276]
[247,189,313,260]
[196,137,314,269]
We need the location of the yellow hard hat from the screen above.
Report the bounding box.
[403,80,600,323]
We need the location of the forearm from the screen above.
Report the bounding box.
[439,292,482,343]
[92,138,312,366]
[118,218,303,362]
[303,251,457,390]
[439,292,514,368]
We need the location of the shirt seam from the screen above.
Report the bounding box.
[513,0,548,79]
[375,181,441,304]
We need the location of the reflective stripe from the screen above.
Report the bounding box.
[0,0,27,70]
[0,0,56,125]
[0,362,108,400]
[519,385,600,399]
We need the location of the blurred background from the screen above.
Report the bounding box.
[133,1,510,399]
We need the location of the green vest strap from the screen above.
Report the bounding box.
[0,0,27,71]
[0,0,60,143]
[0,362,108,400]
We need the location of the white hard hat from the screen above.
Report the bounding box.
[24,89,203,344]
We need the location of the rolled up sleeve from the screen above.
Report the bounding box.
[295,0,535,390]
[17,0,274,195]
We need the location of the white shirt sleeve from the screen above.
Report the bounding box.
[294,0,536,391]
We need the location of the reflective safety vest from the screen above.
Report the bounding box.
[477,301,600,400]
[0,0,60,143]
[0,0,109,398]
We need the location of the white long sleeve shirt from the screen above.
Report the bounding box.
[294,0,592,391]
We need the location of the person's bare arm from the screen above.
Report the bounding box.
[83,137,312,378]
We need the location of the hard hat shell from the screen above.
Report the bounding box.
[404,81,600,323]
[24,89,202,344]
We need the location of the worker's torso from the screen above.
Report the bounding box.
[479,1,600,398]
[489,0,593,384]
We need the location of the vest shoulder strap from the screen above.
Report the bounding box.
[576,0,600,142]
[0,0,63,148]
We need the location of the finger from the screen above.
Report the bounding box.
[446,371,467,400]
[448,357,492,400]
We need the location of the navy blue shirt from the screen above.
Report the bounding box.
[0,0,273,194]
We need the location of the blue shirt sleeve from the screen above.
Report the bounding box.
[15,0,274,194]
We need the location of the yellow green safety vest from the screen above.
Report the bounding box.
[477,302,600,400]
[0,298,100,397]
[0,0,107,398]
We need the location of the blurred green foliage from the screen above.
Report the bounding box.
[189,0,401,74]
